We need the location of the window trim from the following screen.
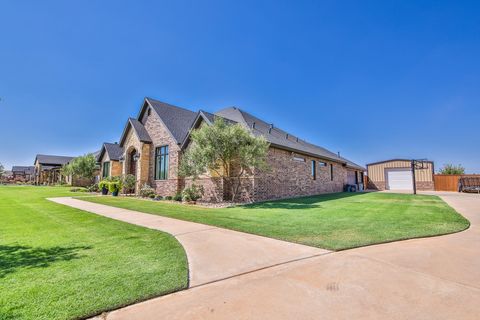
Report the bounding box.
[102,161,110,178]
[154,145,169,180]
[311,160,316,180]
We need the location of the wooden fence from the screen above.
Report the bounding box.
[434,174,480,191]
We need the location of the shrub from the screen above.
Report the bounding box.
[182,184,204,202]
[70,187,84,192]
[439,164,465,175]
[108,177,123,193]
[173,192,183,202]
[98,180,109,190]
[154,195,163,201]
[86,183,99,192]
[122,174,136,194]
[139,183,156,198]
[165,195,173,201]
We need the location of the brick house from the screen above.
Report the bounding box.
[98,97,365,202]
[11,166,35,182]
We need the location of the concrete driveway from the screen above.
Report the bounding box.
[48,197,327,287]
[91,192,480,320]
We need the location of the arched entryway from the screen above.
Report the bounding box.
[128,149,138,177]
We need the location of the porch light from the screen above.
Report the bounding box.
[133,153,141,161]
[119,155,125,163]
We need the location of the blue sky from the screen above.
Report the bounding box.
[1,0,479,172]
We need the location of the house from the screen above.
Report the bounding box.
[34,154,74,185]
[11,166,36,182]
[367,159,434,191]
[97,143,123,178]
[98,97,365,202]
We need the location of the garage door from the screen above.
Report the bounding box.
[386,168,413,190]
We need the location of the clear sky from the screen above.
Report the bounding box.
[1,1,479,172]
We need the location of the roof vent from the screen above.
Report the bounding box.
[268,124,273,134]
[337,152,341,157]
[252,122,256,129]
[296,137,299,142]
[286,133,289,139]
[115,142,118,144]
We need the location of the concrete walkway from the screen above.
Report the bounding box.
[48,197,328,287]
[75,192,480,320]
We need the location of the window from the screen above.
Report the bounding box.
[102,162,110,178]
[311,160,316,180]
[330,164,334,181]
[155,146,169,180]
[318,161,327,167]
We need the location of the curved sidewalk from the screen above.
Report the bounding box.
[86,192,480,320]
[48,197,328,287]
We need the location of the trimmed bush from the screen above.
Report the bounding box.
[173,192,182,202]
[139,183,156,198]
[182,184,204,202]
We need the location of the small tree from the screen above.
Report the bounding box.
[62,154,97,179]
[0,162,4,179]
[439,164,465,175]
[180,118,270,201]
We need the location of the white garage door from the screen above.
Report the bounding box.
[386,168,413,190]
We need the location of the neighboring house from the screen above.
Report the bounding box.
[367,159,434,191]
[98,97,365,202]
[34,154,74,185]
[11,166,36,182]
[97,143,123,178]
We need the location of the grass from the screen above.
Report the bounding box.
[0,186,188,320]
[81,192,470,251]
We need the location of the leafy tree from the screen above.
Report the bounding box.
[0,162,4,179]
[439,164,465,175]
[62,154,97,179]
[180,118,270,201]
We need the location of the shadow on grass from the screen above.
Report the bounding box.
[241,192,365,210]
[0,244,92,278]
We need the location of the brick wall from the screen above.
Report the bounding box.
[252,147,347,201]
[141,108,181,196]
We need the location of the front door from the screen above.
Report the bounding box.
[129,150,137,177]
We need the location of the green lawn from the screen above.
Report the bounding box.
[82,192,469,251]
[0,186,188,320]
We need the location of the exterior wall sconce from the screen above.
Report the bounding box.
[133,153,141,162]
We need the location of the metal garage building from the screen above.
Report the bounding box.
[366,159,435,191]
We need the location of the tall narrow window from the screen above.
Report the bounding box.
[330,164,334,181]
[311,160,316,180]
[155,146,169,180]
[102,162,110,178]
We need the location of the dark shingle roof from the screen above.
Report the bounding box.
[146,98,197,144]
[12,166,35,175]
[119,118,152,147]
[98,143,123,161]
[35,154,74,166]
[215,107,365,170]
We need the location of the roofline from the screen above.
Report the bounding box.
[179,111,213,150]
[138,98,184,145]
[366,159,433,167]
[119,117,152,147]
